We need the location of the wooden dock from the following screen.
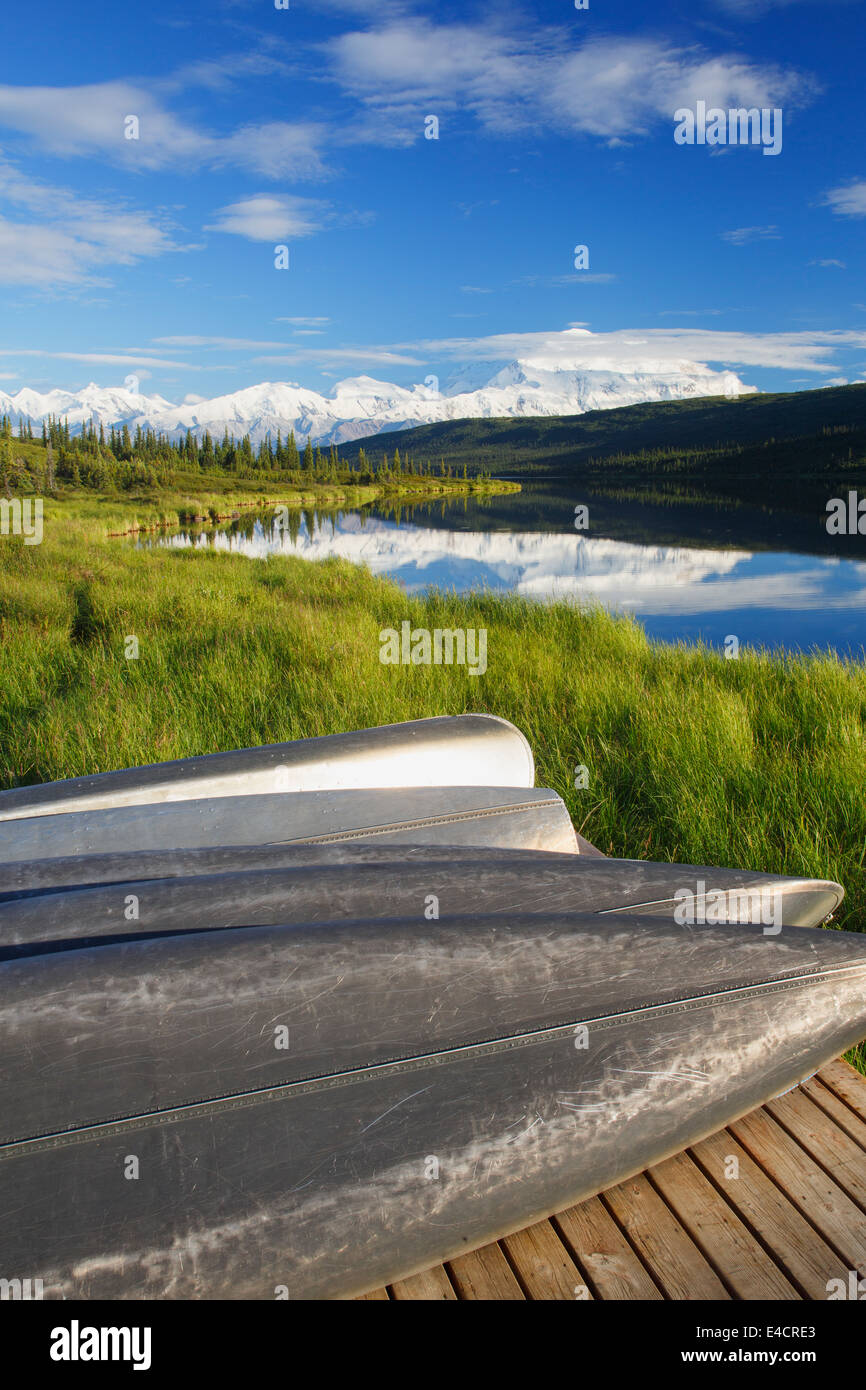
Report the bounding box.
[358,1058,866,1300]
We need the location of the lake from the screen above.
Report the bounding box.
[154,480,866,657]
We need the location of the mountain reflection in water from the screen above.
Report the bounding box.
[155,485,866,656]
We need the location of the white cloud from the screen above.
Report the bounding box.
[513,274,616,286]
[255,348,426,367]
[206,195,328,242]
[0,157,179,287]
[0,82,329,179]
[145,325,866,380]
[401,325,866,375]
[275,316,332,325]
[721,225,781,244]
[715,0,857,12]
[822,180,866,218]
[325,23,813,143]
[154,336,291,350]
[0,349,190,367]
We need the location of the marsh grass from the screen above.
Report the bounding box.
[1,497,864,1073]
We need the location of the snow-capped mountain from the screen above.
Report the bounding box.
[0,354,756,447]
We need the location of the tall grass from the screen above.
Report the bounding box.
[1,497,865,1071]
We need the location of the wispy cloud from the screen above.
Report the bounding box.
[822,179,866,218]
[0,157,180,287]
[0,348,190,368]
[324,23,813,143]
[513,274,616,287]
[254,348,426,368]
[714,0,858,13]
[153,336,291,350]
[0,81,329,179]
[721,225,781,244]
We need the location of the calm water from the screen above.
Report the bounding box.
[154,482,866,656]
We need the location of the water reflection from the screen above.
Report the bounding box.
[158,501,866,656]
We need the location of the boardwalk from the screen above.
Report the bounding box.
[358,1058,866,1300]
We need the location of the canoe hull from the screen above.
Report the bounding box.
[0,786,579,864]
[2,913,864,1299]
[0,715,534,821]
[0,855,843,951]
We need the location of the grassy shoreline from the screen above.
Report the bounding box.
[2,494,864,1071]
[2,472,520,539]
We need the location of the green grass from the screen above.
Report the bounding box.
[1,495,864,1073]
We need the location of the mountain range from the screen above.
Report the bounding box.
[0,353,755,447]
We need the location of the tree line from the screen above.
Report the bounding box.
[0,414,480,493]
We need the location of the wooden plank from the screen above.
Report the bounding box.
[730,1107,866,1272]
[602,1173,730,1300]
[554,1195,662,1300]
[819,1059,866,1122]
[356,1287,390,1300]
[765,1089,866,1211]
[801,1075,866,1152]
[648,1149,799,1300]
[446,1242,525,1300]
[390,1266,457,1301]
[691,1128,849,1301]
[499,1220,589,1300]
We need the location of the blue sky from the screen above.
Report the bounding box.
[1,0,864,403]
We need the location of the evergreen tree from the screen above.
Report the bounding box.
[287,430,299,470]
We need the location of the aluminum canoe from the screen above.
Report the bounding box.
[0,715,533,821]
[1,910,864,1299]
[0,850,843,953]
[0,840,600,903]
[0,785,579,863]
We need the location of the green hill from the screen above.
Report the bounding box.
[337,383,866,513]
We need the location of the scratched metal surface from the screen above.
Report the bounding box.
[0,785,578,863]
[1,911,865,1298]
[0,840,555,898]
[0,714,535,821]
[0,855,844,951]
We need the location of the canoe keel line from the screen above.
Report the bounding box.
[0,715,862,1300]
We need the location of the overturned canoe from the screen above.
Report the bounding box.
[0,849,843,953]
[0,714,534,821]
[1,909,864,1298]
[0,839,599,904]
[0,784,578,864]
